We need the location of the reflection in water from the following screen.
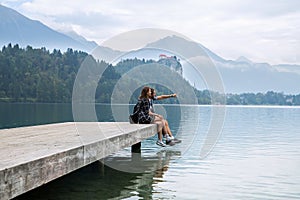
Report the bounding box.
[3,104,300,199]
[14,150,181,200]
[0,103,73,129]
[153,150,180,182]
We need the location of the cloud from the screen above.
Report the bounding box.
[1,0,299,64]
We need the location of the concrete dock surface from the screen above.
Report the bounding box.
[0,122,156,199]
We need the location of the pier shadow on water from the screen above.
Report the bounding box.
[13,149,181,200]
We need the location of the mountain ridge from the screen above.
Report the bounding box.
[144,36,300,94]
[1,4,299,94]
[0,5,97,52]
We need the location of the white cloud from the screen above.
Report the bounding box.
[1,0,300,64]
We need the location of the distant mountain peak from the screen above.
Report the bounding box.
[0,4,97,52]
[62,30,98,50]
[236,56,253,64]
[146,35,226,62]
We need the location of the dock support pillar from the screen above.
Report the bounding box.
[131,142,141,153]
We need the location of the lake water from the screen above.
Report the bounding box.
[1,103,300,200]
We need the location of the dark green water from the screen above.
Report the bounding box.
[1,103,300,199]
[0,103,73,129]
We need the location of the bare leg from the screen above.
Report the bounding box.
[163,120,173,137]
[153,116,165,140]
[158,129,163,141]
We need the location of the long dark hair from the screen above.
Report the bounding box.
[139,86,150,99]
[150,88,155,99]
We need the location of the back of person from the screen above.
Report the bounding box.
[138,98,153,124]
[129,100,141,124]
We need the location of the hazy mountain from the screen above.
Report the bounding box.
[63,31,98,51]
[215,60,300,94]
[93,35,300,94]
[235,56,253,65]
[1,4,299,94]
[273,64,300,75]
[0,5,96,52]
[146,35,225,62]
[144,35,300,94]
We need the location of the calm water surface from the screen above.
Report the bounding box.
[1,103,299,199]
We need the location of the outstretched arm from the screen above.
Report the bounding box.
[156,93,177,100]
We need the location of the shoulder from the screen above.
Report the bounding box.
[141,98,149,104]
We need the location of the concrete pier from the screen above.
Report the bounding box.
[0,122,157,200]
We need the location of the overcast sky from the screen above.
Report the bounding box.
[1,0,300,65]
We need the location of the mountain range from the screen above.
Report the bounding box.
[0,4,97,52]
[1,4,299,94]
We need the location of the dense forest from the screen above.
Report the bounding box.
[0,44,120,103]
[0,44,300,105]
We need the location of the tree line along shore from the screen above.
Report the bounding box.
[0,44,299,105]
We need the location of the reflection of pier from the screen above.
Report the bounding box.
[103,150,181,199]
[15,150,181,200]
[0,122,157,199]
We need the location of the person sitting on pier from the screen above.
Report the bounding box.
[138,86,166,147]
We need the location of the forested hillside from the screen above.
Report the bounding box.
[0,44,120,102]
[0,44,299,105]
